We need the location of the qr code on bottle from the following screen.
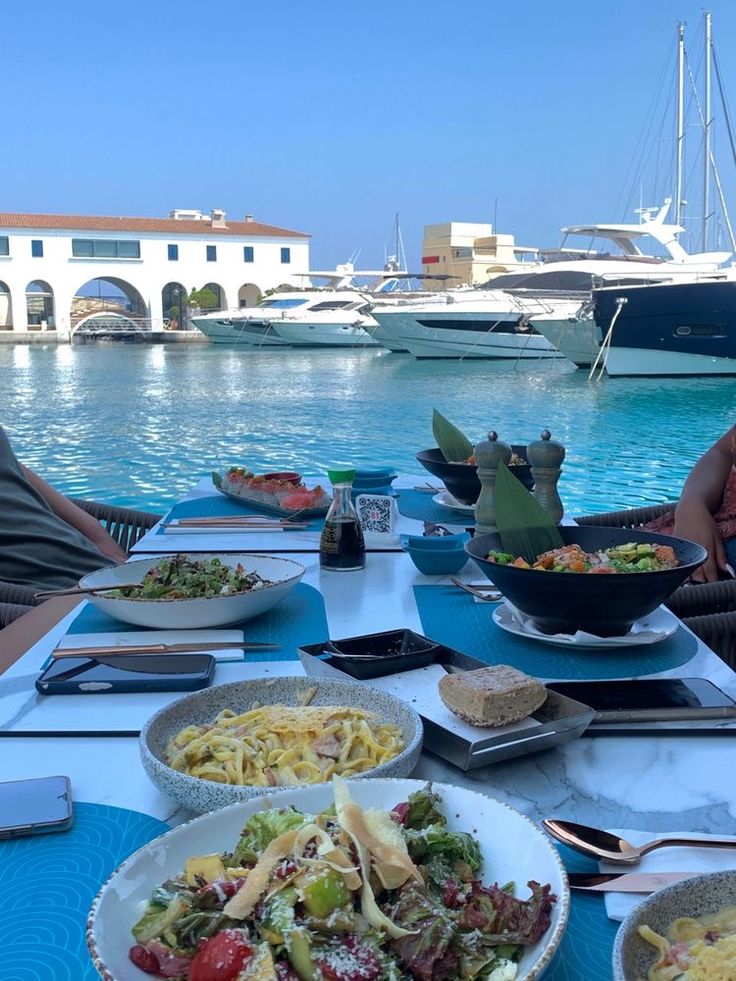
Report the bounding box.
[356,495,394,534]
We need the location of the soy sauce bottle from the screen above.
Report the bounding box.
[319,469,366,571]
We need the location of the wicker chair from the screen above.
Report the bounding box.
[0,498,163,625]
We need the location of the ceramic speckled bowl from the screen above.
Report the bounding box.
[140,676,423,813]
[612,870,736,981]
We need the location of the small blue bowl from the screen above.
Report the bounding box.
[404,546,469,575]
[400,532,470,551]
[353,471,399,496]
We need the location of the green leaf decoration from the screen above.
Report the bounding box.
[432,409,474,463]
[494,460,563,563]
[211,471,223,489]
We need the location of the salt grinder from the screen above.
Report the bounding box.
[473,432,512,534]
[527,429,565,524]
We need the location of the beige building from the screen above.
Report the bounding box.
[421,221,538,289]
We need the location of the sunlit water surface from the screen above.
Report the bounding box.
[2,343,734,515]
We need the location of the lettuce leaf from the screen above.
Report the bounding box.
[231,807,313,866]
[404,825,483,878]
[459,879,556,945]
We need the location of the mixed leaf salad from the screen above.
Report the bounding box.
[110,555,274,600]
[486,542,680,574]
[128,778,556,980]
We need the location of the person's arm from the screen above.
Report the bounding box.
[21,465,128,564]
[673,427,735,582]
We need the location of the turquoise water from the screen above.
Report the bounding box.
[1,343,735,515]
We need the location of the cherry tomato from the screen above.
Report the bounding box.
[189,930,253,981]
[128,945,160,974]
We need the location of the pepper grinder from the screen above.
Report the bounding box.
[527,429,565,524]
[473,432,512,534]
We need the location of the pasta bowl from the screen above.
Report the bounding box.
[78,553,305,629]
[139,676,423,813]
[88,778,569,981]
[612,870,736,981]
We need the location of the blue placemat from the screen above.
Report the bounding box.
[0,802,169,981]
[414,586,698,679]
[65,583,329,662]
[397,489,475,525]
[547,844,620,981]
[158,494,324,532]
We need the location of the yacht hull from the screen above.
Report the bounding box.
[594,280,736,376]
[531,315,599,367]
[191,317,289,346]
[270,321,378,347]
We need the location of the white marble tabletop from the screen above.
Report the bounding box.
[2,486,736,842]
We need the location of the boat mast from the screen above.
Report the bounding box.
[675,22,685,227]
[703,10,712,251]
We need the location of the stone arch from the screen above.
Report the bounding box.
[0,281,11,329]
[26,280,55,329]
[71,276,147,328]
[162,281,187,328]
[238,283,262,308]
[202,282,225,310]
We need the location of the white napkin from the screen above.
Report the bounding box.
[505,604,670,646]
[602,829,736,921]
[57,629,248,662]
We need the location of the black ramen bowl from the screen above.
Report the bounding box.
[416,445,533,505]
[465,526,707,636]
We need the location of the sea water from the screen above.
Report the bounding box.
[1,343,735,515]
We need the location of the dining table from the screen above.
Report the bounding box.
[2,474,736,980]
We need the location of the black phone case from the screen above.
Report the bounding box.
[35,656,215,695]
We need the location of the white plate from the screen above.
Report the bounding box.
[492,601,679,648]
[79,553,305,629]
[432,490,475,513]
[88,778,569,981]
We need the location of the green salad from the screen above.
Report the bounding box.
[110,555,273,600]
[127,778,555,980]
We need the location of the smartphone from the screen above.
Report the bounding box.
[0,775,73,839]
[547,678,736,723]
[35,654,215,695]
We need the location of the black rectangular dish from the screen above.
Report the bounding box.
[298,630,595,770]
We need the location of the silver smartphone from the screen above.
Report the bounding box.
[546,678,736,724]
[0,775,73,839]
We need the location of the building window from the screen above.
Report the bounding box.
[31,240,43,258]
[0,237,8,256]
[71,238,141,258]
[168,244,179,261]
[206,245,217,262]
[244,246,254,263]
[280,247,291,264]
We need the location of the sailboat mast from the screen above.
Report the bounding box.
[703,10,712,251]
[675,22,685,227]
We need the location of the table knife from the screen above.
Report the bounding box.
[51,641,279,659]
[568,870,700,892]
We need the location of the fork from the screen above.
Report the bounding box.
[449,578,502,602]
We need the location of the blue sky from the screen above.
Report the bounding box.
[3,0,736,267]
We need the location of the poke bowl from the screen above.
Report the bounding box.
[78,553,306,629]
[139,676,423,812]
[416,444,533,505]
[88,777,569,981]
[465,527,706,636]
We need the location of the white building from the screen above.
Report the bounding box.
[0,208,310,336]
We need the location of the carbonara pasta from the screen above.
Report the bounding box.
[640,905,736,979]
[165,704,405,787]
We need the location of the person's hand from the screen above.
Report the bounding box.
[94,538,128,565]
[673,500,726,582]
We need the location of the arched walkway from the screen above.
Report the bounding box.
[202,282,225,310]
[162,281,187,328]
[26,280,55,329]
[71,276,147,328]
[237,283,262,308]
[0,282,11,329]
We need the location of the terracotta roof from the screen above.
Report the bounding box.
[0,212,310,238]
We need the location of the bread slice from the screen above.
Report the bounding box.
[438,664,546,727]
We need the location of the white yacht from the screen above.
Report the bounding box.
[191,265,394,348]
[371,201,731,360]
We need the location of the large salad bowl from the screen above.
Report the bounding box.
[416,444,533,504]
[466,527,707,636]
[88,778,569,980]
[79,553,305,629]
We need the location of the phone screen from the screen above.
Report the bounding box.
[0,776,72,837]
[36,653,215,695]
[548,678,735,712]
